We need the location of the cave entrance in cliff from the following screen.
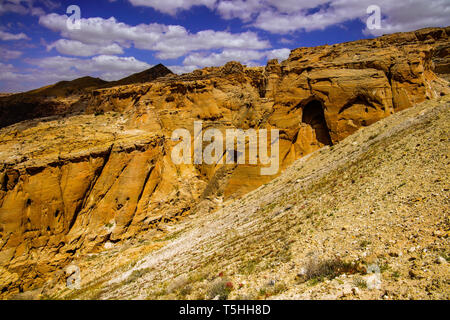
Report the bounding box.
[302,99,333,146]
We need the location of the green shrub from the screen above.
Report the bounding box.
[207,278,233,300]
[302,257,359,283]
[125,268,150,284]
[353,276,367,289]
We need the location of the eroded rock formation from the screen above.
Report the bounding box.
[0,27,449,295]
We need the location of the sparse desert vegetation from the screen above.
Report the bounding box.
[0,26,449,301]
[31,95,449,300]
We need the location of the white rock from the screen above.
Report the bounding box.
[365,274,382,290]
[298,267,307,276]
[104,241,114,249]
[436,256,447,264]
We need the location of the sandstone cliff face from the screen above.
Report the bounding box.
[51,95,449,301]
[0,27,449,295]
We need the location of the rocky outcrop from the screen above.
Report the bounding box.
[0,27,449,296]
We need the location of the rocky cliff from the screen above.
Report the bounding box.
[47,94,449,301]
[0,27,449,297]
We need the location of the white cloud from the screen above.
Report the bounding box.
[39,13,270,59]
[47,39,124,57]
[0,0,30,15]
[0,61,16,73]
[0,55,152,92]
[216,0,260,21]
[26,55,151,80]
[216,0,329,21]
[128,0,216,15]
[264,0,331,13]
[0,62,37,90]
[0,47,22,60]
[183,49,265,68]
[279,37,294,44]
[89,55,150,75]
[181,47,291,69]
[0,30,29,40]
[136,0,446,36]
[126,0,330,19]
[167,64,198,75]
[266,48,291,61]
[152,29,270,59]
[0,0,58,16]
[231,0,450,35]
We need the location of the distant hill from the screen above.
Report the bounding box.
[0,64,173,128]
[3,64,173,99]
[25,76,108,98]
[106,64,173,87]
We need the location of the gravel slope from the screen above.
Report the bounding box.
[46,95,449,300]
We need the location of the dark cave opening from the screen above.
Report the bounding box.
[302,100,333,146]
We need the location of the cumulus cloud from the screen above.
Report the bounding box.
[47,39,124,57]
[0,30,29,40]
[152,29,269,59]
[216,0,260,21]
[131,0,448,36]
[215,0,330,21]
[128,0,216,15]
[266,48,291,61]
[227,0,450,35]
[126,0,331,19]
[167,64,198,75]
[180,47,291,71]
[26,55,151,80]
[39,13,270,59]
[183,49,266,68]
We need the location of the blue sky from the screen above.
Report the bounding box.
[0,0,448,92]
